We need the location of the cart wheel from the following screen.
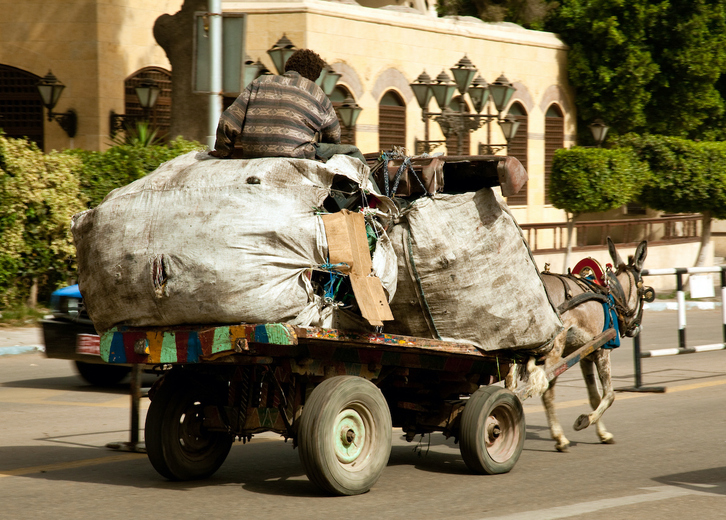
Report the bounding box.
[145,375,233,481]
[459,386,525,475]
[298,376,392,495]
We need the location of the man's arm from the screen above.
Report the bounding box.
[319,99,342,145]
[211,87,252,157]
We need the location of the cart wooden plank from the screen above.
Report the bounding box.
[100,323,511,365]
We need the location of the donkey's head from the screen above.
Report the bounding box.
[606,237,655,337]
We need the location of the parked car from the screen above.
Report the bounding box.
[41,284,131,386]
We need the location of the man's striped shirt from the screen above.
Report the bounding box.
[214,71,341,159]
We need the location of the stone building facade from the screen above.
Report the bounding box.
[1,0,575,224]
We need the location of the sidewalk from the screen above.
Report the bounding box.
[644,299,722,311]
[0,326,44,355]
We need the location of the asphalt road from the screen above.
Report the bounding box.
[0,308,725,520]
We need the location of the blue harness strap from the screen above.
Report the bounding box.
[601,294,621,349]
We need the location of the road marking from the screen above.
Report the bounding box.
[0,453,147,478]
[0,386,137,408]
[523,378,726,413]
[480,485,723,519]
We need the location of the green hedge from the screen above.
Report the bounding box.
[550,146,650,215]
[0,135,86,306]
[0,134,202,307]
[612,134,726,218]
[70,136,202,208]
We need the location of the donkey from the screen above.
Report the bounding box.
[522,238,651,452]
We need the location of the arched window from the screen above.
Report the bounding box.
[544,104,564,205]
[505,102,528,205]
[0,65,44,149]
[124,67,172,137]
[446,95,470,155]
[330,86,356,145]
[378,90,406,151]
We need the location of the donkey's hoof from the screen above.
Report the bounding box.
[555,441,570,452]
[599,434,615,444]
[573,414,591,431]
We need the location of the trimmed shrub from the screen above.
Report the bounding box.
[0,135,87,306]
[550,146,650,215]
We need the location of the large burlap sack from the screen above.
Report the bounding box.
[386,188,562,354]
[72,152,395,333]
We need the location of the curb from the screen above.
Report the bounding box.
[0,345,44,356]
[644,301,722,311]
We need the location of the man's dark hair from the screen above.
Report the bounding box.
[284,49,326,82]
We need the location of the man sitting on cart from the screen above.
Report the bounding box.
[210,49,365,164]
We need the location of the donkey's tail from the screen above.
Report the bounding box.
[505,357,549,400]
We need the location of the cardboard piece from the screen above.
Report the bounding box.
[322,210,394,327]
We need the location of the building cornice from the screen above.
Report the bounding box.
[223,0,568,50]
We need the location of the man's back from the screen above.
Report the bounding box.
[215,71,341,159]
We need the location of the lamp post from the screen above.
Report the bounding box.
[410,56,518,155]
[317,64,342,96]
[589,119,609,147]
[109,78,161,138]
[266,34,297,75]
[36,71,77,138]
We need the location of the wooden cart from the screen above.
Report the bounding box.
[101,323,615,495]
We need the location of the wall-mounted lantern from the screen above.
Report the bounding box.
[36,71,77,138]
[109,78,161,138]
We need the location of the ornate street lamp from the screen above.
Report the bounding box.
[430,70,457,111]
[243,55,261,88]
[450,55,478,95]
[409,57,518,155]
[488,73,516,114]
[337,96,362,129]
[410,71,434,110]
[109,77,162,138]
[318,64,342,96]
[589,119,609,147]
[135,79,160,113]
[498,114,521,143]
[468,75,490,114]
[267,34,297,75]
[36,71,77,138]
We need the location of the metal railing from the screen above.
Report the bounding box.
[520,214,701,253]
[618,266,726,393]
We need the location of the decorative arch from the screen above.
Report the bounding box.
[509,82,535,115]
[544,102,565,205]
[0,64,44,148]
[124,67,172,136]
[371,68,413,104]
[330,62,364,100]
[379,89,406,151]
[506,101,528,206]
[539,84,574,116]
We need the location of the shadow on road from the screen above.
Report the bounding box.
[0,373,158,393]
[0,435,492,497]
[654,467,726,496]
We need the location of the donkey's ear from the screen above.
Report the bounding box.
[633,240,647,270]
[607,237,626,268]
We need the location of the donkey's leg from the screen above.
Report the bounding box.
[577,354,615,443]
[573,350,615,438]
[542,376,570,452]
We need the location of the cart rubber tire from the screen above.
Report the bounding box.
[145,375,233,481]
[298,376,392,495]
[74,361,131,386]
[459,386,525,475]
